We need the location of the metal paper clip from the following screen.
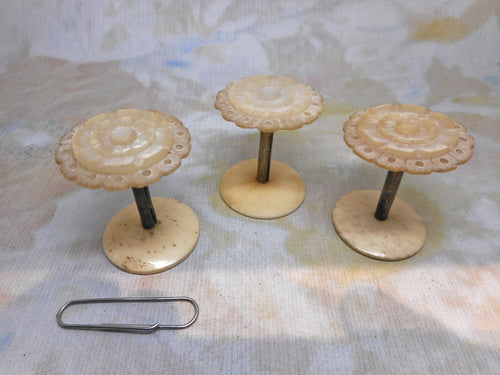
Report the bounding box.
[56,297,199,333]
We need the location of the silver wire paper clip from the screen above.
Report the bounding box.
[56,297,199,333]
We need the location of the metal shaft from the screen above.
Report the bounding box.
[132,186,158,229]
[374,171,404,221]
[257,131,274,183]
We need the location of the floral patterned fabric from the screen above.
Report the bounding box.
[1,1,499,374]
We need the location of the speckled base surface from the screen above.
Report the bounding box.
[333,189,426,260]
[219,158,306,219]
[103,197,199,274]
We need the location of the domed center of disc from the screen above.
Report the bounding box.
[395,120,420,136]
[258,86,281,101]
[110,126,137,145]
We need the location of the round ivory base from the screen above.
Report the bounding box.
[219,159,306,219]
[103,198,199,274]
[332,189,426,261]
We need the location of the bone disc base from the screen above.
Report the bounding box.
[103,198,199,274]
[333,189,426,261]
[220,159,306,219]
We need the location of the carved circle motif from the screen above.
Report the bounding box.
[215,75,323,132]
[343,104,474,174]
[55,109,191,190]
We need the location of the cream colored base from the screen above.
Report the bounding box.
[332,189,426,261]
[103,198,199,274]
[219,159,306,219]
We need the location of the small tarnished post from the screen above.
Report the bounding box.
[132,186,158,229]
[374,171,404,221]
[257,131,274,183]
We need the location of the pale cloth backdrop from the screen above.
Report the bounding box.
[1,1,499,374]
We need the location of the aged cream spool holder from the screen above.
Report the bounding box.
[55,109,199,274]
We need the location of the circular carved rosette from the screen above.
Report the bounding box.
[343,104,474,174]
[55,109,191,190]
[215,75,323,132]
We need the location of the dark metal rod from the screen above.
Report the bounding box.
[132,186,158,229]
[257,131,274,183]
[374,171,404,221]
